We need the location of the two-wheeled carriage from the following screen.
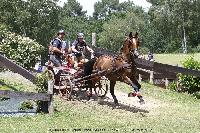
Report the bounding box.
[47,64,109,100]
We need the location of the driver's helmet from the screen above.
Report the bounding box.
[77,33,84,39]
[57,30,65,35]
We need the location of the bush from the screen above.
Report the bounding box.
[0,26,44,70]
[168,81,177,91]
[193,91,200,99]
[35,70,48,93]
[19,101,34,111]
[178,57,200,94]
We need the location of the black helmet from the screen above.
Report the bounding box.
[57,30,65,35]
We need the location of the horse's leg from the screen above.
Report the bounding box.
[87,87,93,100]
[125,76,144,103]
[110,80,118,105]
[86,80,93,100]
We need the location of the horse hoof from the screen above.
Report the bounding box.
[114,100,119,105]
[139,99,145,104]
[87,96,91,101]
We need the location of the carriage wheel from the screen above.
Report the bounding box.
[94,78,109,97]
[61,76,73,100]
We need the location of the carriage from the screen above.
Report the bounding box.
[47,32,144,104]
[46,61,109,100]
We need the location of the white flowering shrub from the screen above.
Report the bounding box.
[0,27,44,69]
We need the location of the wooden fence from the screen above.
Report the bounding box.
[0,54,36,82]
[0,54,53,114]
[0,86,53,114]
[135,58,200,88]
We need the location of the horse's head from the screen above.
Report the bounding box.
[121,32,140,58]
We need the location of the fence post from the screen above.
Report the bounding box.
[48,80,54,114]
[139,74,142,82]
[165,78,169,89]
[150,71,154,84]
[92,33,96,47]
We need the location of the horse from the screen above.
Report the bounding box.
[85,32,144,105]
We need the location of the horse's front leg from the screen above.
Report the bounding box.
[124,76,144,103]
[110,80,118,105]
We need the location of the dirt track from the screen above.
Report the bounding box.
[70,87,167,115]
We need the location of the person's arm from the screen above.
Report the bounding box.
[52,39,62,54]
[53,47,62,53]
[86,46,94,53]
[71,40,79,53]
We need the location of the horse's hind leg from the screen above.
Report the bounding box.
[110,80,118,105]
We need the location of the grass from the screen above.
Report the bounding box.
[154,53,200,66]
[0,82,200,133]
[0,78,36,92]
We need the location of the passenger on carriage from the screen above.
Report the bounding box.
[49,30,66,67]
[71,33,94,69]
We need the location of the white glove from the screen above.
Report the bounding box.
[91,53,95,59]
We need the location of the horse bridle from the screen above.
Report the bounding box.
[127,37,139,58]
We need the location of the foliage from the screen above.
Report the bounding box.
[0,26,44,69]
[19,101,34,111]
[98,11,146,52]
[0,0,60,64]
[147,0,200,53]
[35,70,48,93]
[178,57,200,93]
[61,0,86,17]
[193,91,200,99]
[0,97,10,101]
[168,81,177,92]
[139,47,149,54]
[0,0,200,60]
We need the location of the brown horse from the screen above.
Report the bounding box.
[85,32,144,104]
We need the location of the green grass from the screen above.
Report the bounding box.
[0,82,200,133]
[0,78,36,92]
[154,53,200,65]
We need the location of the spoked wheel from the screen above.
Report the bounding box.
[65,77,73,100]
[94,77,109,98]
[59,76,73,100]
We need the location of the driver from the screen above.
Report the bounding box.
[71,33,94,65]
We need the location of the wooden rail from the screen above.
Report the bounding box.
[135,58,200,77]
[0,54,36,82]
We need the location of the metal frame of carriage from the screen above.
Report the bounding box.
[47,65,109,100]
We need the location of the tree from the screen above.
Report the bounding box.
[0,25,44,69]
[93,0,120,20]
[146,0,200,53]
[61,0,86,17]
[98,11,146,52]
